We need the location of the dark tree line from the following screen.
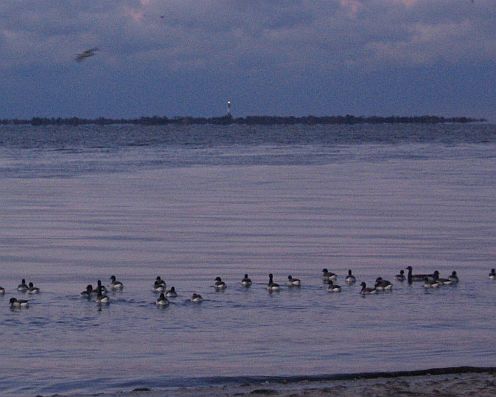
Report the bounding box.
[0,114,485,126]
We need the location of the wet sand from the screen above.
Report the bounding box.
[48,367,496,397]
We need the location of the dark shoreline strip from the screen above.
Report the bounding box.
[201,366,496,386]
[0,115,486,126]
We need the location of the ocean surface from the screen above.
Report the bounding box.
[0,123,495,396]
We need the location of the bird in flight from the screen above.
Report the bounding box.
[75,47,99,62]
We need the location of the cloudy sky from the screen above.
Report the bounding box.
[0,0,494,119]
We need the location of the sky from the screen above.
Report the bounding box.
[0,0,495,120]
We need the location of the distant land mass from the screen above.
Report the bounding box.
[0,114,486,126]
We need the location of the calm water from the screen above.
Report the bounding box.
[0,123,495,396]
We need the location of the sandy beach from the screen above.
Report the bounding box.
[46,367,496,397]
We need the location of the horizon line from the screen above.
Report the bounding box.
[0,114,486,126]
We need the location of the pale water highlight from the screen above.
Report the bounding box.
[0,124,495,396]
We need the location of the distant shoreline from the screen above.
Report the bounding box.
[0,114,486,126]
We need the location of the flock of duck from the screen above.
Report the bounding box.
[3,267,496,309]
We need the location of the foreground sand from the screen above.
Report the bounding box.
[47,368,496,397]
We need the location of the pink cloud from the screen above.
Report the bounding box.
[339,0,364,17]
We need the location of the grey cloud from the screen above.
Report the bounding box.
[0,0,494,74]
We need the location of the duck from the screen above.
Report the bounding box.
[153,279,166,292]
[287,275,301,287]
[96,280,107,294]
[267,273,280,292]
[448,271,459,283]
[154,276,166,289]
[9,297,29,308]
[423,277,441,289]
[241,274,252,287]
[213,276,227,290]
[165,286,177,298]
[328,280,342,292]
[360,282,376,295]
[27,282,40,294]
[95,292,110,304]
[81,284,94,298]
[345,269,356,284]
[406,266,434,283]
[0,286,5,295]
[395,270,406,282]
[191,293,203,303]
[489,269,496,280]
[156,293,169,306]
[432,271,452,286]
[374,277,393,291]
[109,275,124,290]
[322,268,337,282]
[17,279,29,292]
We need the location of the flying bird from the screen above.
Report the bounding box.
[75,47,99,62]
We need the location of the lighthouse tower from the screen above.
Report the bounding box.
[226,100,232,118]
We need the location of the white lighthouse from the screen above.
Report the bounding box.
[226,100,232,118]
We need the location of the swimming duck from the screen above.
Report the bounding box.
[489,269,496,280]
[267,273,280,291]
[448,271,459,283]
[241,274,252,287]
[153,279,166,292]
[9,297,29,308]
[154,276,166,288]
[109,275,124,290]
[17,279,28,292]
[95,292,110,304]
[191,293,203,303]
[213,276,227,290]
[287,275,301,287]
[165,286,177,298]
[374,277,393,291]
[395,270,406,282]
[423,277,441,289]
[345,269,356,284]
[406,266,434,283]
[360,282,376,295]
[432,271,452,286]
[27,282,40,294]
[322,268,337,282]
[156,293,169,306]
[0,286,5,295]
[81,284,94,298]
[96,280,107,294]
[328,280,342,292]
